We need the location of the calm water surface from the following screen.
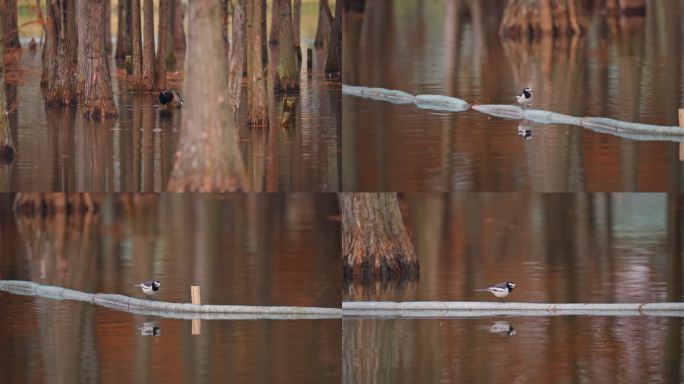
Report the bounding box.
[343,316,683,383]
[345,194,682,303]
[0,296,340,383]
[0,6,340,192]
[342,1,684,191]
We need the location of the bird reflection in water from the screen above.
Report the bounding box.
[517,122,532,140]
[484,321,516,336]
[140,321,161,337]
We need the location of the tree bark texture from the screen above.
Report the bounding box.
[114,0,131,62]
[104,0,112,53]
[314,0,332,46]
[220,0,229,56]
[44,0,77,106]
[14,193,100,216]
[246,0,268,128]
[173,0,186,52]
[228,0,245,111]
[77,0,118,119]
[157,0,169,89]
[500,0,587,38]
[293,0,301,49]
[274,0,299,92]
[167,0,248,192]
[131,0,142,88]
[0,7,14,163]
[325,0,342,79]
[142,0,157,90]
[341,193,419,281]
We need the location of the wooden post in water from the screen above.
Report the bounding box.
[679,108,684,161]
[191,285,201,335]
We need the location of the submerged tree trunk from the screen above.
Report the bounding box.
[341,193,419,281]
[168,0,248,192]
[14,193,100,215]
[2,0,20,52]
[0,7,14,163]
[314,0,333,47]
[246,0,268,128]
[44,0,77,106]
[104,0,112,53]
[325,0,342,79]
[268,0,279,44]
[131,0,143,87]
[500,0,587,38]
[228,0,245,111]
[141,0,157,90]
[157,0,169,90]
[77,0,118,119]
[274,0,299,92]
[173,0,186,52]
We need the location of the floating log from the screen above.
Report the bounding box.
[343,301,684,317]
[0,280,340,319]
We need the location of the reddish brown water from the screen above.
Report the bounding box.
[342,1,684,191]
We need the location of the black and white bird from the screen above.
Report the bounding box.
[140,321,161,336]
[134,280,161,298]
[159,90,184,108]
[516,87,532,108]
[474,281,516,302]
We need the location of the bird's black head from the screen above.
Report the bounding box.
[522,88,532,97]
[159,90,173,105]
[506,282,516,291]
[152,280,161,291]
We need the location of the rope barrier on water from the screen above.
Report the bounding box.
[342,301,684,317]
[342,84,684,139]
[0,280,341,320]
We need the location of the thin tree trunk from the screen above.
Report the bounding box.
[314,0,333,46]
[246,0,268,128]
[104,0,112,53]
[325,0,342,79]
[341,193,419,281]
[157,0,169,90]
[142,0,157,90]
[168,0,248,192]
[2,0,20,51]
[44,0,78,106]
[77,0,118,119]
[173,0,186,52]
[229,0,245,111]
[131,0,143,88]
[269,0,279,44]
[274,0,299,92]
[114,0,128,61]
[0,6,14,162]
[293,0,301,51]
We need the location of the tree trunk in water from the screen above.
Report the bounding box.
[341,193,419,281]
[293,0,301,49]
[220,0,229,57]
[104,0,112,53]
[500,0,587,38]
[229,0,245,111]
[141,0,157,90]
[131,0,143,88]
[157,0,169,90]
[44,0,77,106]
[617,0,646,16]
[14,193,100,215]
[314,0,333,47]
[261,0,267,63]
[168,0,248,192]
[114,0,129,62]
[173,0,186,52]
[274,0,299,92]
[2,0,20,52]
[246,0,268,128]
[325,0,342,79]
[77,0,118,119]
[0,7,14,163]
[269,0,279,44]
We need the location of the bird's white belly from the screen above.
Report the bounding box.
[491,289,509,298]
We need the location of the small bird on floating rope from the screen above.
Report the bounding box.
[516,87,532,109]
[474,281,516,302]
[159,89,184,108]
[134,280,161,299]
